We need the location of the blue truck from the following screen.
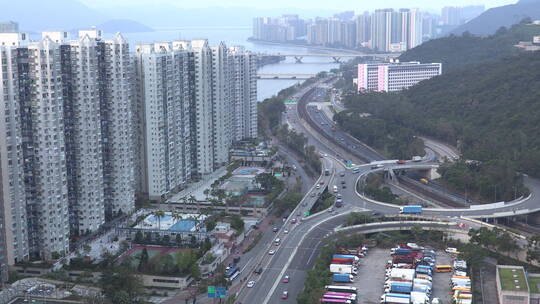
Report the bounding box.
[400,205,423,214]
[392,248,412,255]
[416,266,432,276]
[333,273,354,283]
[388,282,413,294]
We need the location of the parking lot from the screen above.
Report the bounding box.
[352,246,455,303]
[353,248,387,303]
[431,251,454,303]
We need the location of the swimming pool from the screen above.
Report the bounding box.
[169,220,197,232]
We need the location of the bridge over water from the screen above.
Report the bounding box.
[256,73,316,79]
[258,52,401,63]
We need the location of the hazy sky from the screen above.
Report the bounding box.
[81,0,517,10]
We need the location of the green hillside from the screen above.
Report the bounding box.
[399,21,540,72]
[337,51,540,201]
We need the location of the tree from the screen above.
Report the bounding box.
[138,248,149,272]
[153,210,166,230]
[230,215,245,232]
[99,266,145,304]
[134,231,143,244]
[255,173,277,193]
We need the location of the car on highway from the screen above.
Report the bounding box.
[272,227,278,232]
[282,275,290,283]
[342,184,347,189]
[337,194,342,199]
[316,185,320,189]
[319,181,325,185]
[340,172,345,177]
[254,267,263,274]
[445,247,460,254]
[291,218,297,224]
[281,291,289,299]
[269,250,276,255]
[247,281,256,288]
[311,192,316,197]
[284,229,289,234]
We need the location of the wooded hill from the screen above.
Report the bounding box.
[337,51,540,201]
[399,21,540,72]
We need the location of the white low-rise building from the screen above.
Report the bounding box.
[357,61,442,92]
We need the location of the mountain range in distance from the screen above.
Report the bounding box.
[0,0,153,33]
[452,0,540,35]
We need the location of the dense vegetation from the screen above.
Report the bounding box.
[339,49,540,201]
[399,21,540,72]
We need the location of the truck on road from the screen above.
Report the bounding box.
[332,273,354,283]
[400,205,423,214]
[330,264,358,275]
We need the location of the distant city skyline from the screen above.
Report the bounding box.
[81,0,516,11]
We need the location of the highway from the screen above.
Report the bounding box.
[237,78,540,304]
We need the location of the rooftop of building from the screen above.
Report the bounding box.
[498,265,529,292]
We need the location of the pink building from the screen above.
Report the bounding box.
[357,61,442,92]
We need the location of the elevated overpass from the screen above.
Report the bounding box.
[257,52,401,63]
[257,73,316,79]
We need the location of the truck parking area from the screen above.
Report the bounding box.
[351,247,455,303]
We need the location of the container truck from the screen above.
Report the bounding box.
[333,254,360,262]
[413,278,432,288]
[332,273,354,283]
[330,264,358,275]
[380,293,411,304]
[412,284,430,294]
[331,258,355,265]
[392,248,413,255]
[389,268,415,282]
[400,205,423,214]
[415,273,432,281]
[410,291,429,304]
[415,266,432,276]
[388,282,413,294]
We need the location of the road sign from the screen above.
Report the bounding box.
[217,287,227,298]
[282,99,296,104]
[304,211,310,216]
[207,286,215,298]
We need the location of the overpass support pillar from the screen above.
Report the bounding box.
[294,56,303,63]
[332,56,341,63]
[429,168,441,180]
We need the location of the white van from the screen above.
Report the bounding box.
[333,185,338,193]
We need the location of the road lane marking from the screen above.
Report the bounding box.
[261,213,345,304]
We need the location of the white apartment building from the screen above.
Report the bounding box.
[0,34,31,273]
[134,42,193,201]
[56,30,106,234]
[211,42,232,169]
[25,37,71,259]
[101,33,136,218]
[228,46,258,141]
[357,61,442,92]
[0,29,136,264]
[189,39,215,176]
